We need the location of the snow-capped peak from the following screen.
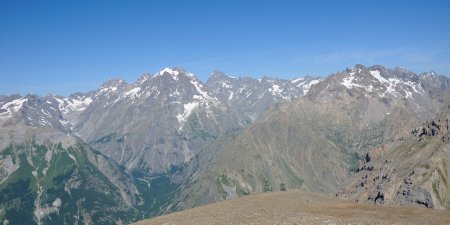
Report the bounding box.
[0,97,28,119]
[301,79,321,94]
[123,86,141,99]
[137,73,151,84]
[159,68,179,76]
[156,67,195,81]
[98,79,126,95]
[369,70,389,83]
[421,71,438,78]
[209,71,237,80]
[339,66,424,99]
[55,95,93,114]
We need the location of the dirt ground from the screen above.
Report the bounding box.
[132,190,450,225]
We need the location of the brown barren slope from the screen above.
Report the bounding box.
[133,190,450,225]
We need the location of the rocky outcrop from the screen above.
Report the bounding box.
[412,118,447,138]
[338,106,450,210]
[396,178,434,208]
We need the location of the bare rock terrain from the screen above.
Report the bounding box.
[133,190,450,225]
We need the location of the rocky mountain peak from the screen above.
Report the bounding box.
[425,71,437,77]
[0,94,29,120]
[210,70,226,77]
[329,64,425,99]
[208,70,236,80]
[354,63,368,70]
[419,71,440,84]
[155,67,195,81]
[392,66,413,74]
[137,73,152,84]
[367,64,386,71]
[97,78,127,96]
[100,78,127,88]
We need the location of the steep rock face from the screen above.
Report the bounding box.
[62,68,243,173]
[206,71,321,122]
[338,106,450,209]
[47,68,322,174]
[171,65,450,211]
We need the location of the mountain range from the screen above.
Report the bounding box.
[1,64,449,224]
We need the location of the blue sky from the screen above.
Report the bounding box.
[1,0,449,96]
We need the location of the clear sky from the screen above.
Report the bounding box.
[1,0,449,96]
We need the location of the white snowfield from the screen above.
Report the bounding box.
[0,97,28,119]
[341,69,424,98]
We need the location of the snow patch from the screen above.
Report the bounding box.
[404,80,424,95]
[54,96,93,114]
[369,70,389,83]
[245,91,253,98]
[65,97,92,112]
[0,97,28,119]
[191,80,209,99]
[268,84,291,99]
[221,81,231,88]
[342,75,363,89]
[123,87,141,99]
[228,92,234,100]
[99,86,118,94]
[190,80,219,106]
[291,78,305,83]
[302,79,321,94]
[157,68,184,80]
[258,91,267,99]
[176,102,199,123]
[368,70,424,98]
[169,89,181,97]
[54,98,66,112]
[138,74,151,84]
[268,84,282,95]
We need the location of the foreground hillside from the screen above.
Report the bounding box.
[133,190,450,225]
